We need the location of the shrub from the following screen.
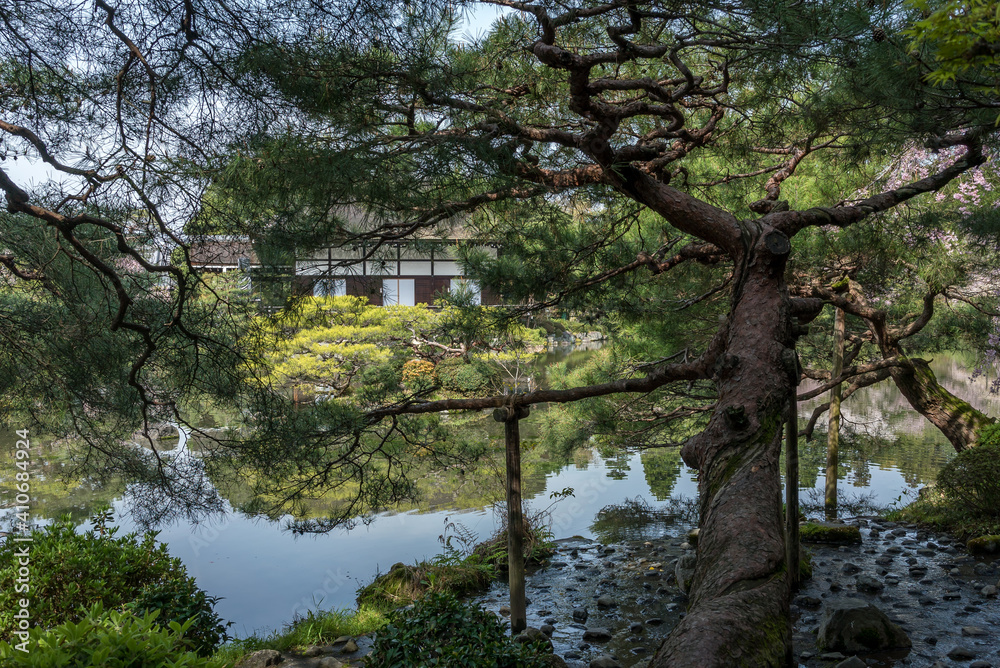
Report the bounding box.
[936,439,1000,516]
[435,357,501,396]
[366,592,551,668]
[125,578,228,655]
[401,359,437,385]
[0,603,226,668]
[978,421,1000,447]
[0,516,228,654]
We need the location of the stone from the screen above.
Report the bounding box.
[316,659,343,668]
[801,522,863,544]
[967,535,1000,555]
[795,595,822,608]
[589,656,623,668]
[583,628,614,641]
[572,608,589,623]
[948,646,978,660]
[341,639,359,654]
[596,595,617,608]
[235,650,283,668]
[687,528,700,545]
[515,627,553,652]
[499,605,512,617]
[982,585,998,598]
[962,626,988,637]
[675,553,697,594]
[835,657,868,668]
[332,636,351,645]
[818,599,911,653]
[970,662,992,668]
[543,655,569,668]
[302,646,323,657]
[541,624,555,636]
[856,575,884,593]
[645,618,663,625]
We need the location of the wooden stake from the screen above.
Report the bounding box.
[826,307,845,517]
[494,404,529,635]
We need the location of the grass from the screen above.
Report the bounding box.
[355,556,497,607]
[885,486,1000,540]
[210,604,390,666]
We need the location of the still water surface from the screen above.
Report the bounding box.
[1,352,997,637]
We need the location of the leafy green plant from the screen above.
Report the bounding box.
[125,578,228,655]
[366,592,551,668]
[0,515,228,654]
[936,439,1000,516]
[0,603,226,668]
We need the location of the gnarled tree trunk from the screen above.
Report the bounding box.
[889,353,994,452]
[651,231,795,667]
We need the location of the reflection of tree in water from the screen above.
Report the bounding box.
[597,444,632,480]
[641,448,683,501]
[792,429,954,492]
[590,496,698,543]
[0,433,121,525]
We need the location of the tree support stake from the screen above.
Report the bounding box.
[494,403,530,635]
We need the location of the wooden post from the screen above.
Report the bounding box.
[493,404,529,635]
[825,307,845,518]
[785,385,800,593]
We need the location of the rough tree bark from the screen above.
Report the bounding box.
[650,223,798,668]
[888,352,994,452]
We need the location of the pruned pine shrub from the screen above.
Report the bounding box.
[401,359,436,385]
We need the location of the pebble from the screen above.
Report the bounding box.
[834,657,867,668]
[582,627,613,641]
[949,646,978,660]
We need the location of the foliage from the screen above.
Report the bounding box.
[936,440,1000,515]
[905,0,1000,94]
[125,578,228,655]
[366,592,552,668]
[887,486,1000,537]
[434,357,502,396]
[401,359,437,385]
[0,603,226,668]
[0,517,227,653]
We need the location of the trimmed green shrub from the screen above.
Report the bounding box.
[0,518,228,654]
[435,357,501,396]
[0,603,226,668]
[937,439,1000,516]
[366,592,551,668]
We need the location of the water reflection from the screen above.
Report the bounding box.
[1,351,995,635]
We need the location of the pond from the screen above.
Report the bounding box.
[1,351,997,638]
